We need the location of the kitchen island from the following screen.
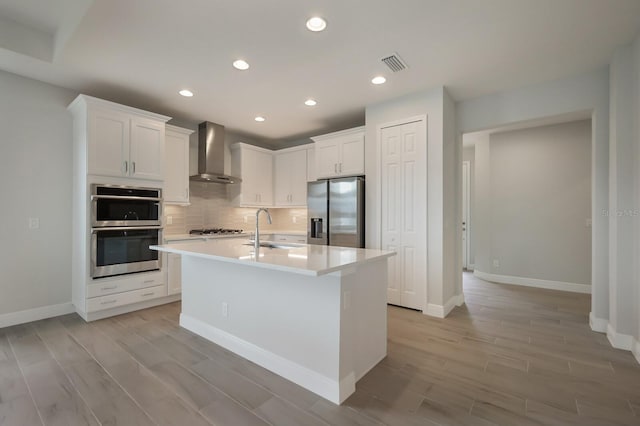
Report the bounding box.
[151,238,395,404]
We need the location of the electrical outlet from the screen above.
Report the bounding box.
[244,215,248,223]
[493,259,500,268]
[166,215,173,225]
[28,218,39,229]
[222,302,228,317]
[585,218,592,228]
[292,216,297,224]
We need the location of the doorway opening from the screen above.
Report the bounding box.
[460,112,593,298]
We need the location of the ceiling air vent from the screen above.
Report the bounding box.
[381,52,408,72]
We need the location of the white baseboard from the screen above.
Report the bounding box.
[606,323,634,351]
[424,294,465,318]
[633,339,640,365]
[180,313,350,404]
[0,302,75,328]
[589,312,608,333]
[473,270,591,294]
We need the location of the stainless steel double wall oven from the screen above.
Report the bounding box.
[90,184,163,278]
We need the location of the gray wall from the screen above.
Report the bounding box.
[475,120,592,285]
[0,70,78,316]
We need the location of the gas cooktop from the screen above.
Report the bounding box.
[189,228,244,235]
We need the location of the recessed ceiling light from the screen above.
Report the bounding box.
[306,16,327,32]
[371,76,386,85]
[179,89,194,97]
[233,60,250,70]
[255,116,266,122]
[304,99,317,106]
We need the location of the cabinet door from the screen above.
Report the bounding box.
[130,117,165,181]
[306,146,316,182]
[88,109,129,177]
[167,253,182,295]
[274,151,293,205]
[165,130,190,204]
[315,141,340,178]
[339,134,365,176]
[289,149,308,205]
[254,149,273,205]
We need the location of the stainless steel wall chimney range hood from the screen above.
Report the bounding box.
[189,121,241,184]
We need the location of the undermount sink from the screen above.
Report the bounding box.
[243,241,304,250]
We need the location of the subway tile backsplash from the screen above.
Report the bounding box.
[164,182,307,235]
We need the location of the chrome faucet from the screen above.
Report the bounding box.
[254,208,272,252]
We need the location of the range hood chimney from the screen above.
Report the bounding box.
[189,121,241,184]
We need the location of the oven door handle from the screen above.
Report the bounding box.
[91,226,163,233]
[91,195,162,202]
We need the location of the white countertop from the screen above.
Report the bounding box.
[151,238,395,276]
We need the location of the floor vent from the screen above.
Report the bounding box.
[381,53,408,72]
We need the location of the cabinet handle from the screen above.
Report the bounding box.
[334,163,337,173]
[132,162,136,174]
[101,285,118,291]
[141,292,155,297]
[101,300,117,306]
[143,279,154,284]
[339,163,343,173]
[124,161,128,173]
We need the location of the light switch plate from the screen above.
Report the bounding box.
[28,218,39,229]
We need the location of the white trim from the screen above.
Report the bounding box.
[0,303,75,328]
[633,339,640,365]
[462,160,470,270]
[180,313,350,404]
[310,126,365,143]
[424,294,464,318]
[606,323,634,351]
[473,270,591,294]
[589,312,608,333]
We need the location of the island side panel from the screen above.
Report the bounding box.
[179,255,344,401]
[340,260,388,386]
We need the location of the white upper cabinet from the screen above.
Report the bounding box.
[129,117,165,180]
[311,126,365,179]
[164,125,194,205]
[230,143,274,206]
[274,147,307,206]
[306,145,316,182]
[70,95,170,181]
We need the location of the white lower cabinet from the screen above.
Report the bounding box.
[86,270,167,313]
[86,270,164,298]
[167,253,182,295]
[271,234,307,243]
[87,285,167,312]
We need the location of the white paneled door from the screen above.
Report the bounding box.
[381,119,427,310]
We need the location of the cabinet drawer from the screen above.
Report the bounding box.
[272,234,307,243]
[87,271,164,298]
[87,284,167,312]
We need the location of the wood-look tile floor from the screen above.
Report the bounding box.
[2,272,639,425]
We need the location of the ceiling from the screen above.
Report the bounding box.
[1,0,639,145]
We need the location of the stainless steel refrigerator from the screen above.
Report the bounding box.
[307,176,365,248]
